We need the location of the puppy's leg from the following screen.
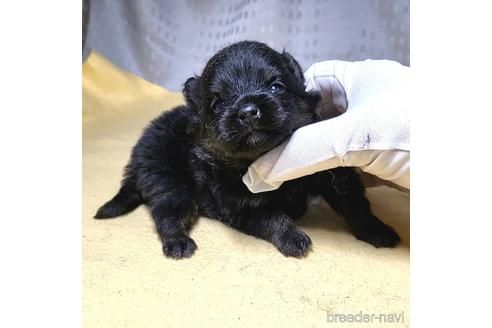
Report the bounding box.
[150,194,198,259]
[143,175,198,259]
[232,210,312,257]
[315,168,401,248]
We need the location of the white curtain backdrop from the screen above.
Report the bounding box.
[85,0,409,92]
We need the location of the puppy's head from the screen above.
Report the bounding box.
[184,41,320,161]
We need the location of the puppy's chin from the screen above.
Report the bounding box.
[213,130,287,162]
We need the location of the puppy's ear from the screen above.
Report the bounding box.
[183,76,201,107]
[183,76,201,133]
[281,50,305,84]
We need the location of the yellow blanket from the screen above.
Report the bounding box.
[83,51,410,328]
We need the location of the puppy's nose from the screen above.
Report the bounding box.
[238,104,261,122]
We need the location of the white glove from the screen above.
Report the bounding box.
[242,59,410,193]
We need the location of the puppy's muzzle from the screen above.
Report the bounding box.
[237,104,261,127]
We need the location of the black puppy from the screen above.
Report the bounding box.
[95,41,400,259]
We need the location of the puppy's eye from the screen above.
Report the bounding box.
[270,82,285,94]
[210,97,224,113]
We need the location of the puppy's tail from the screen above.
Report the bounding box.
[94,177,143,219]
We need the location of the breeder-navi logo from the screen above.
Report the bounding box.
[326,311,404,324]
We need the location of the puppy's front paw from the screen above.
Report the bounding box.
[274,228,312,257]
[353,220,401,248]
[162,235,197,259]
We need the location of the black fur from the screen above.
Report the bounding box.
[95,41,400,259]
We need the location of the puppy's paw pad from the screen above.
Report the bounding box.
[275,228,312,257]
[355,222,401,248]
[163,235,197,259]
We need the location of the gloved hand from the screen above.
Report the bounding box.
[242,59,410,193]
